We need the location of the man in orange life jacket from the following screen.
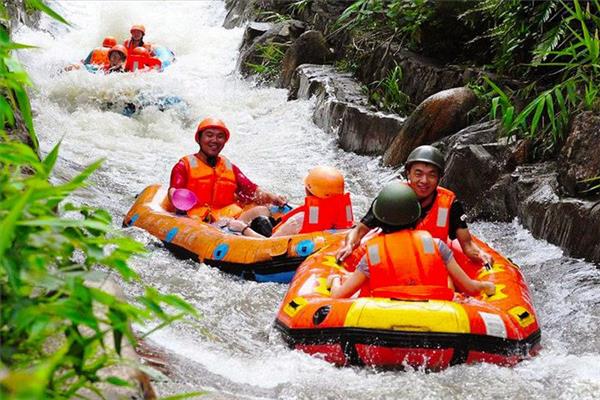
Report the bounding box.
[328,182,495,299]
[168,117,286,222]
[82,36,117,67]
[271,166,354,236]
[336,145,492,266]
[124,24,152,53]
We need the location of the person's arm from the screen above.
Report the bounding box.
[446,255,495,295]
[168,160,187,201]
[335,222,370,262]
[226,219,264,238]
[329,270,368,298]
[456,228,493,265]
[253,187,287,206]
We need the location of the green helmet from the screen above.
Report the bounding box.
[372,182,421,226]
[405,145,445,174]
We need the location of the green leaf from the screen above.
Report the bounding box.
[24,0,70,25]
[105,376,131,387]
[529,95,546,136]
[0,188,32,263]
[42,141,61,176]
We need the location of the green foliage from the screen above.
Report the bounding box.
[369,63,411,114]
[483,0,600,156]
[336,0,434,50]
[334,57,359,74]
[578,175,600,194]
[245,42,288,82]
[0,3,198,399]
[288,0,312,16]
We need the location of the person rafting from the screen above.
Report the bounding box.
[328,182,496,299]
[271,166,354,236]
[124,24,152,53]
[82,36,117,66]
[103,45,127,74]
[168,117,286,223]
[336,145,493,266]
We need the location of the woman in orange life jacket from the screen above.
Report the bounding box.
[328,182,495,299]
[103,45,127,74]
[168,117,287,234]
[336,145,493,266]
[124,24,152,53]
[267,166,354,237]
[82,36,117,66]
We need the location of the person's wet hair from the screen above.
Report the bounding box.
[250,216,273,237]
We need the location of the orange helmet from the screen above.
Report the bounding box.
[108,44,128,59]
[195,117,230,143]
[130,24,145,35]
[132,46,149,56]
[304,166,345,198]
[102,36,117,48]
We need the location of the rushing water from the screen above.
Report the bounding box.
[15,1,600,399]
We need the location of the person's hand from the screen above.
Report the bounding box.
[270,193,287,206]
[326,274,341,289]
[480,281,496,296]
[480,250,494,267]
[335,241,354,263]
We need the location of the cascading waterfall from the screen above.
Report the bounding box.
[14,1,600,399]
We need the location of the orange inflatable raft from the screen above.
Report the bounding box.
[123,184,349,282]
[274,237,541,369]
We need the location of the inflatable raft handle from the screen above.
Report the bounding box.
[484,261,492,271]
[172,189,197,211]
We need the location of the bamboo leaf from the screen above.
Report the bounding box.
[530,95,547,136]
[24,0,70,25]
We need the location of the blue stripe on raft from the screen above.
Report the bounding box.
[255,271,295,283]
[128,214,139,226]
[165,227,179,243]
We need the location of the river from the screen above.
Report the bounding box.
[15,1,600,399]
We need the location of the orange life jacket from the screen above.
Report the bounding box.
[415,185,456,241]
[89,47,109,65]
[125,55,162,72]
[181,154,240,221]
[274,193,353,234]
[365,229,453,301]
[123,39,152,52]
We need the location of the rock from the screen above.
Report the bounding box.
[223,0,255,29]
[290,64,404,155]
[237,20,307,80]
[383,87,478,167]
[279,30,332,88]
[557,111,600,196]
[514,163,600,263]
[442,142,510,220]
[241,21,273,50]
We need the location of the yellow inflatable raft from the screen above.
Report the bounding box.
[275,237,541,369]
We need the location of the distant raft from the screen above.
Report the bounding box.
[274,238,541,370]
[123,184,349,283]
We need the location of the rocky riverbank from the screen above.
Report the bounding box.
[223,0,600,264]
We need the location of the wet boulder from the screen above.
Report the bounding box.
[290,64,404,155]
[383,87,478,167]
[279,30,332,88]
[557,111,600,196]
[439,122,510,220]
[237,20,307,80]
